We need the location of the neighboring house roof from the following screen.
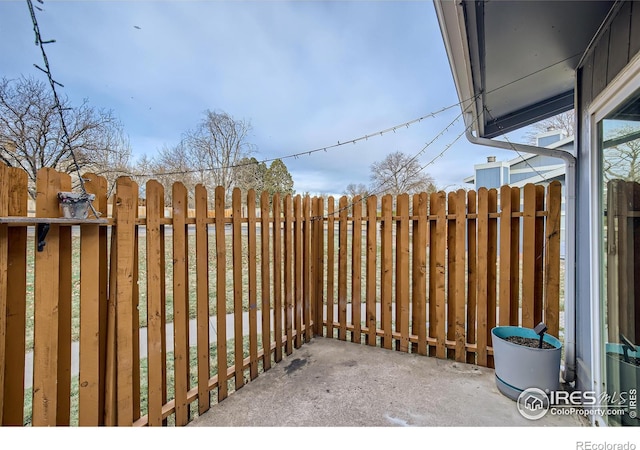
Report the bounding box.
[465,134,574,186]
[433,1,615,138]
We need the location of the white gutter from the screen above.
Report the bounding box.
[464,116,577,383]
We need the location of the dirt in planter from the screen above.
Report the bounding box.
[504,336,555,349]
[608,352,640,367]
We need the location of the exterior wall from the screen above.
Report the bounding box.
[476,166,501,189]
[575,0,640,392]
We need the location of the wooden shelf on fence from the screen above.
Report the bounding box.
[0,216,110,226]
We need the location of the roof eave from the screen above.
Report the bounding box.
[433,0,481,136]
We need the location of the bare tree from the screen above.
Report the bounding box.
[369,151,436,196]
[343,182,369,199]
[182,109,255,201]
[524,110,575,144]
[603,125,640,183]
[0,76,132,197]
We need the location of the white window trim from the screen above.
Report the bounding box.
[587,50,640,427]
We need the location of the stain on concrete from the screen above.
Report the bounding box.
[285,358,307,375]
[342,360,357,367]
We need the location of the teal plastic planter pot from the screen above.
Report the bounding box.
[491,326,562,401]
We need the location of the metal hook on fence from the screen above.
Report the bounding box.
[37,222,50,252]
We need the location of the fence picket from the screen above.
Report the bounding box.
[434,192,447,359]
[146,180,165,426]
[260,192,272,370]
[522,184,536,329]
[32,168,62,426]
[545,181,562,338]
[476,188,490,366]
[247,190,258,380]
[396,194,409,353]
[303,196,312,342]
[412,193,427,355]
[313,197,325,337]
[338,196,348,341]
[466,190,477,364]
[55,174,73,426]
[113,176,136,426]
[284,195,293,354]
[232,188,244,390]
[454,190,467,362]
[447,191,456,360]
[326,197,335,338]
[534,185,545,327]
[487,189,498,368]
[294,195,303,348]
[0,163,8,425]
[499,185,514,327]
[3,167,28,425]
[196,184,211,412]
[215,186,228,401]
[171,182,190,426]
[78,174,105,426]
[132,183,141,422]
[351,196,362,344]
[380,195,393,349]
[366,195,377,347]
[272,194,283,362]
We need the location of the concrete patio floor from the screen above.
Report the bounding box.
[187,336,587,427]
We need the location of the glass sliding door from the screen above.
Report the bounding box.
[598,88,640,426]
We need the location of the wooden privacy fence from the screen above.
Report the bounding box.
[0,163,562,427]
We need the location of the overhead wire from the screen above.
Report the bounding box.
[113,97,476,179]
[26,0,100,217]
[315,100,481,220]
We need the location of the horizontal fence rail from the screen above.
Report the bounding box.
[0,163,562,426]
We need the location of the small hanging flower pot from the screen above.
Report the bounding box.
[58,192,96,219]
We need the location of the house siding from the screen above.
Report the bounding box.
[575,0,640,392]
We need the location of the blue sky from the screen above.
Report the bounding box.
[1,0,521,195]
